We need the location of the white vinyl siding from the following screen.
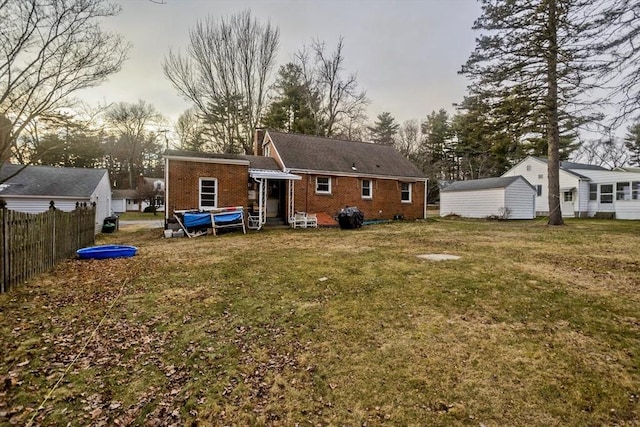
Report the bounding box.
[440,178,535,220]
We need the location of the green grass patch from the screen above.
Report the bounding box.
[1,219,639,425]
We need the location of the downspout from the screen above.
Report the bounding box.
[258,178,265,228]
[423,179,428,219]
[164,157,169,228]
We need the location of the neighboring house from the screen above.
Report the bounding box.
[112,177,165,213]
[502,156,640,219]
[0,164,111,233]
[164,130,427,227]
[440,176,536,219]
[111,189,139,213]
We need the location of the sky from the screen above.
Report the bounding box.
[79,0,482,130]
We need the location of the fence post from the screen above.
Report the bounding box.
[50,201,56,263]
[1,199,6,293]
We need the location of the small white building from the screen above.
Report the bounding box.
[502,156,640,219]
[112,176,165,213]
[440,176,536,219]
[0,164,112,233]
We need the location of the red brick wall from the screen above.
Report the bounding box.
[292,174,425,220]
[167,160,249,214]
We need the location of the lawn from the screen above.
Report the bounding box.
[1,219,638,426]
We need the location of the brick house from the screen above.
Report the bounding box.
[163,130,427,227]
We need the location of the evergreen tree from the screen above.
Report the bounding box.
[262,63,317,134]
[420,109,455,180]
[625,123,640,166]
[452,96,508,179]
[461,0,603,225]
[367,112,399,144]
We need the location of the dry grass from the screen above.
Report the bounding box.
[1,218,639,426]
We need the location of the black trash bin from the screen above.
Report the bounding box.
[337,207,364,229]
[102,215,119,233]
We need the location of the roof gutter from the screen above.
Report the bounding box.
[286,168,427,182]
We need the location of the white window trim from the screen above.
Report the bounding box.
[401,182,412,203]
[199,177,218,210]
[361,179,372,199]
[600,184,614,204]
[316,176,331,194]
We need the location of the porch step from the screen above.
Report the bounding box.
[265,217,286,226]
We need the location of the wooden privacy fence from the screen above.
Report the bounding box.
[0,200,96,293]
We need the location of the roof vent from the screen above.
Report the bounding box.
[351,163,357,171]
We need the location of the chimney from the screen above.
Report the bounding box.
[253,128,265,156]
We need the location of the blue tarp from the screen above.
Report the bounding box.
[213,212,242,224]
[183,213,212,228]
[182,211,243,228]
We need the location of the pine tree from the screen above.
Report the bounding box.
[262,63,317,134]
[419,110,455,180]
[461,0,603,225]
[367,112,399,145]
[625,123,640,166]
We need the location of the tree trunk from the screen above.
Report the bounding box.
[546,0,564,226]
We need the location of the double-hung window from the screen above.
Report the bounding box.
[616,182,631,200]
[633,182,640,200]
[401,182,412,203]
[199,178,217,209]
[316,176,331,194]
[536,185,543,197]
[600,184,613,204]
[589,184,598,201]
[361,179,372,199]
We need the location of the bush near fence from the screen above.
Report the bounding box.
[0,200,96,293]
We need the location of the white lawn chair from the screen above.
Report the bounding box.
[305,213,318,228]
[290,212,307,228]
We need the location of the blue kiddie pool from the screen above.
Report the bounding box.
[76,245,138,260]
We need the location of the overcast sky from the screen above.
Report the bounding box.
[79,0,482,129]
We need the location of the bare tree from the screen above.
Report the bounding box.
[295,38,369,138]
[395,119,422,158]
[176,107,210,152]
[572,137,630,168]
[593,0,640,125]
[0,0,129,173]
[163,10,279,154]
[104,100,163,188]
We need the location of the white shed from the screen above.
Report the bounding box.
[0,164,112,233]
[440,176,536,219]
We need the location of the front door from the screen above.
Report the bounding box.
[266,180,286,219]
[561,191,575,217]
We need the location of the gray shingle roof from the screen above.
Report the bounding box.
[112,189,138,199]
[534,157,608,171]
[164,150,280,170]
[267,131,425,178]
[441,176,526,192]
[0,164,108,197]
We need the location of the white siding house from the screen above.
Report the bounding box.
[0,164,112,233]
[440,176,536,219]
[112,177,165,213]
[502,156,640,219]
